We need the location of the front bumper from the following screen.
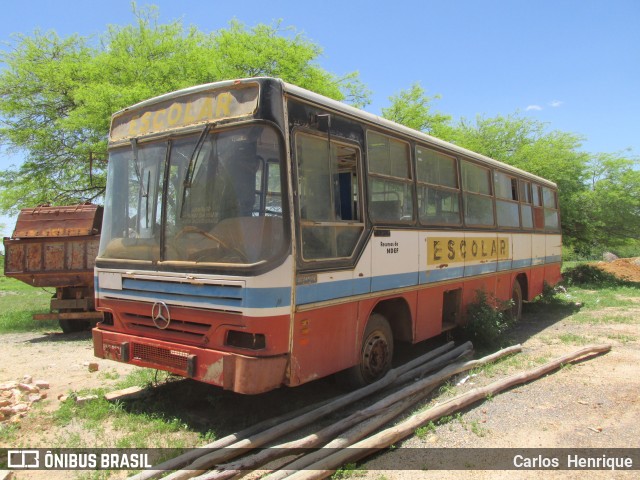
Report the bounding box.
[92,328,288,395]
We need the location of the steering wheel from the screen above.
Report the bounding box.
[173,226,249,262]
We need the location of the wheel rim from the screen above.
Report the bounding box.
[361,330,391,382]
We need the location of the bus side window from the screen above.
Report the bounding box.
[461,160,494,226]
[495,171,520,228]
[519,180,533,229]
[296,132,364,261]
[542,186,560,230]
[367,131,414,223]
[532,184,545,229]
[416,146,461,225]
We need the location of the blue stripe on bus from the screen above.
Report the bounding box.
[371,272,419,292]
[420,267,465,284]
[512,258,532,269]
[98,254,563,308]
[464,263,497,277]
[295,276,370,305]
[497,260,513,272]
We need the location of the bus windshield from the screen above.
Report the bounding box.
[99,123,286,266]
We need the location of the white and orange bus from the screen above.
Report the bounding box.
[93,77,562,394]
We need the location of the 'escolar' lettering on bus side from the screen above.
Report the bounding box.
[427,236,510,265]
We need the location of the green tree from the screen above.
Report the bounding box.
[381,83,451,137]
[578,152,640,254]
[0,6,370,213]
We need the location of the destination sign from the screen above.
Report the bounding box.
[110,84,259,142]
[428,236,510,265]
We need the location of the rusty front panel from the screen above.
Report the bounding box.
[12,204,103,238]
[3,236,99,288]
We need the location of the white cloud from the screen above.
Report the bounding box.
[525,105,543,111]
[549,100,564,108]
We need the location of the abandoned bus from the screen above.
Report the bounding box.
[93,78,562,394]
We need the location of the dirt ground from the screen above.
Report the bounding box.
[1,260,639,479]
[593,257,640,283]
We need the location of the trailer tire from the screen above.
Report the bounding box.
[339,313,394,389]
[59,318,87,334]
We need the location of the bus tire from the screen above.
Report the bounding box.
[510,279,523,322]
[339,313,394,389]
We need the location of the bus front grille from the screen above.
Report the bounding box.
[131,343,195,376]
[122,312,211,344]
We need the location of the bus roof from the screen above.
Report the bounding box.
[111,77,557,189]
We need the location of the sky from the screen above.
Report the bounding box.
[0,0,639,237]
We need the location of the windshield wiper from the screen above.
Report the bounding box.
[180,123,213,218]
[131,138,143,190]
[183,123,214,190]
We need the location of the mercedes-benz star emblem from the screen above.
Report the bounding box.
[151,302,171,330]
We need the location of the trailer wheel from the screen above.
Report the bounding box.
[339,313,394,389]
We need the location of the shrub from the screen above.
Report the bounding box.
[462,290,515,348]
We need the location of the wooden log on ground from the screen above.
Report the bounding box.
[196,345,475,480]
[104,386,151,402]
[260,344,522,480]
[284,343,612,480]
[159,341,462,480]
[128,397,335,480]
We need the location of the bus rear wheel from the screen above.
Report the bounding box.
[340,313,394,389]
[510,279,523,322]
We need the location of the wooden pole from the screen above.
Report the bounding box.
[259,344,522,480]
[284,344,611,480]
[128,397,336,480]
[159,341,462,480]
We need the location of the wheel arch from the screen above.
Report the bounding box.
[370,296,413,343]
[514,272,529,301]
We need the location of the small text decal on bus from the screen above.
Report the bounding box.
[428,236,510,265]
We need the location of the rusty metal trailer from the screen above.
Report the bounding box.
[2,204,104,333]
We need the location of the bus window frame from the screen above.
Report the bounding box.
[415,144,462,227]
[461,159,496,228]
[518,179,534,230]
[494,169,521,230]
[365,129,416,226]
[292,128,368,270]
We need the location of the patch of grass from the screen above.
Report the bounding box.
[606,333,636,344]
[415,421,436,439]
[51,368,198,451]
[437,380,456,397]
[0,291,57,333]
[0,422,20,444]
[111,367,174,390]
[332,463,367,479]
[558,333,592,345]
[470,420,488,437]
[570,312,636,325]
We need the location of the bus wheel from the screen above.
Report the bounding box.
[340,313,394,389]
[510,280,523,322]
